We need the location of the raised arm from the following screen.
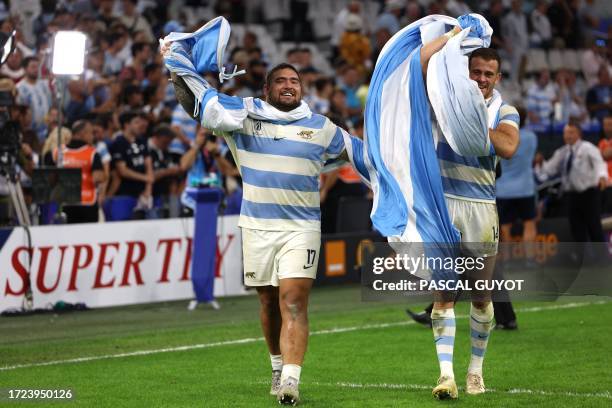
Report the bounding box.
[420,26,461,77]
[162,41,246,132]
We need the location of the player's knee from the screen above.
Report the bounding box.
[280,293,307,321]
[258,290,279,313]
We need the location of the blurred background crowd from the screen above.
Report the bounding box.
[0,0,610,236]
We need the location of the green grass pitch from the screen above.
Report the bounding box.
[1,285,610,407]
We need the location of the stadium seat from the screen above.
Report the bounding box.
[526,49,548,74]
[562,49,581,72]
[547,49,564,72]
[335,196,372,233]
[103,196,137,222]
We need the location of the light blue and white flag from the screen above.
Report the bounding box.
[342,14,492,247]
[162,17,313,131]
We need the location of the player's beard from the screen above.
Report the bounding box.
[267,92,301,112]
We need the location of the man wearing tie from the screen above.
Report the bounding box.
[536,122,608,242]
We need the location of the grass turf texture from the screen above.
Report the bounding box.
[1,285,610,407]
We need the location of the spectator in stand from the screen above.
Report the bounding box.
[117,0,155,43]
[375,0,403,37]
[402,0,424,27]
[149,124,182,217]
[599,117,612,213]
[446,0,471,18]
[527,69,557,128]
[65,78,95,125]
[339,66,364,124]
[581,38,609,88]
[15,56,52,141]
[328,88,351,130]
[547,0,573,46]
[554,69,588,125]
[142,62,163,89]
[297,48,315,72]
[530,0,552,49]
[120,42,152,82]
[0,47,24,82]
[484,0,506,51]
[339,13,371,75]
[502,0,529,84]
[305,78,333,115]
[536,122,608,242]
[53,120,105,224]
[92,114,113,207]
[586,65,612,124]
[103,30,129,76]
[243,59,268,98]
[123,83,145,111]
[110,111,153,211]
[170,103,198,159]
[371,27,392,65]
[331,0,366,60]
[179,128,238,212]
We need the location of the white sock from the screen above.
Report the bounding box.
[431,308,456,379]
[468,303,494,376]
[270,354,283,372]
[281,364,301,383]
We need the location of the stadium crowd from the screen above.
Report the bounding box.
[0,0,609,234]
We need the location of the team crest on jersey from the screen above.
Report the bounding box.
[297,130,314,140]
[254,121,263,135]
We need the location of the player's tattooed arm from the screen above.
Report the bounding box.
[170,72,197,120]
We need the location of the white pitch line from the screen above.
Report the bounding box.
[289,381,612,400]
[0,301,607,372]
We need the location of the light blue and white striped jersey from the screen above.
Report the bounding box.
[170,104,198,154]
[218,114,344,231]
[436,99,519,203]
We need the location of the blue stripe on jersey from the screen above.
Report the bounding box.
[241,199,320,220]
[326,127,345,156]
[234,133,324,161]
[441,176,495,200]
[218,93,244,110]
[241,166,319,192]
[201,87,218,108]
[351,136,370,182]
[437,142,496,171]
[501,113,519,124]
[265,114,327,128]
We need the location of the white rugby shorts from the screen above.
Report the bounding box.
[242,228,321,287]
[446,196,499,257]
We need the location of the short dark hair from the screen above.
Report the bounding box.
[131,42,150,57]
[22,56,38,69]
[567,119,583,133]
[152,124,175,139]
[72,120,90,136]
[265,63,301,88]
[144,63,160,77]
[469,48,501,72]
[119,111,140,128]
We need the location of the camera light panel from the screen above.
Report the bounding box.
[52,31,87,75]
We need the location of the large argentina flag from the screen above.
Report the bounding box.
[343,14,492,245]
